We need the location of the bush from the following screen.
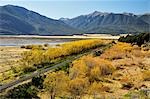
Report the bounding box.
[20,45,25,48]
[23,66,36,73]
[44,43,49,47]
[100,42,133,60]
[70,56,115,82]
[93,50,103,56]
[118,33,150,46]
[5,83,39,98]
[32,75,45,89]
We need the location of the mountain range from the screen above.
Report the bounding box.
[0,5,149,35]
[60,11,150,34]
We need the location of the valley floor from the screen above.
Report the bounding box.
[0,40,150,98]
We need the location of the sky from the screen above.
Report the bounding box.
[0,0,149,19]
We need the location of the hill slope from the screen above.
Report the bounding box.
[0,5,81,35]
[60,11,150,34]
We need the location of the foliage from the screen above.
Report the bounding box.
[100,42,133,60]
[88,82,103,97]
[54,62,70,73]
[68,77,89,98]
[21,39,107,68]
[43,55,115,98]
[118,33,150,46]
[21,45,44,50]
[42,41,150,98]
[5,83,39,99]
[32,75,45,89]
[22,66,36,73]
[70,55,115,83]
[43,71,70,98]
[93,49,103,56]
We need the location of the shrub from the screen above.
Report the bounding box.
[20,45,25,48]
[70,56,115,82]
[44,43,49,47]
[93,50,103,56]
[23,66,36,73]
[32,75,45,89]
[118,33,150,46]
[5,83,39,98]
[100,42,133,60]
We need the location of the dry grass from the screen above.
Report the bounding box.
[70,55,115,80]
[0,46,29,73]
[0,47,29,84]
[87,42,150,98]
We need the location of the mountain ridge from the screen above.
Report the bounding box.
[0,5,149,35]
[60,11,150,34]
[0,5,82,35]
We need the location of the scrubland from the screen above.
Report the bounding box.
[40,42,150,98]
[1,39,150,99]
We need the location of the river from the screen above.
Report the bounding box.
[0,35,75,46]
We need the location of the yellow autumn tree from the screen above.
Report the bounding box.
[69,56,89,79]
[22,39,109,67]
[68,77,89,98]
[43,71,70,99]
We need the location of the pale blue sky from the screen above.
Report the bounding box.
[0,0,149,19]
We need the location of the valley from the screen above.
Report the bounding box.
[0,2,149,99]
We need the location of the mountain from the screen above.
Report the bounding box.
[0,5,82,35]
[0,5,149,35]
[60,11,150,34]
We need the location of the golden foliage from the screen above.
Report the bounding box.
[100,42,133,60]
[70,56,115,80]
[88,81,103,95]
[43,71,70,97]
[68,77,89,97]
[22,39,107,66]
[42,42,150,98]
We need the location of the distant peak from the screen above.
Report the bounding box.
[88,11,109,17]
[93,11,100,14]
[1,4,28,11]
[2,4,20,8]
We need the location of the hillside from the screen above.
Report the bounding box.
[60,11,150,34]
[0,5,81,35]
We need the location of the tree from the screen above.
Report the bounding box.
[21,39,109,68]
[43,71,70,99]
[68,77,89,98]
